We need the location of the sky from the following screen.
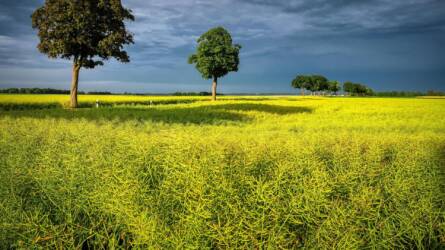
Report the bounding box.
[0,0,444,93]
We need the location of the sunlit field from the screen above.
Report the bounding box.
[1,95,444,248]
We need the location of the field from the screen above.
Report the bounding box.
[0,95,444,248]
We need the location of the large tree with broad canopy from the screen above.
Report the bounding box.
[32,0,134,108]
[188,27,241,101]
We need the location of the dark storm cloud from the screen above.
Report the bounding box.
[242,0,445,34]
[0,0,444,92]
[241,0,370,13]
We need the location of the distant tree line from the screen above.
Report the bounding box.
[374,90,444,97]
[173,92,223,96]
[0,88,225,96]
[0,88,72,94]
[290,75,445,97]
[343,82,374,96]
[291,75,374,96]
[291,75,341,96]
[86,91,112,95]
[1,87,443,97]
[291,75,445,97]
[0,88,114,95]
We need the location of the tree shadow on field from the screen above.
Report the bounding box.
[208,103,311,115]
[1,103,313,125]
[221,97,280,101]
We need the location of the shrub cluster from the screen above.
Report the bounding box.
[343,82,374,96]
[291,75,341,96]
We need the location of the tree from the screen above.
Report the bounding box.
[343,81,354,95]
[188,27,241,101]
[32,0,134,108]
[365,87,374,96]
[312,75,328,95]
[354,84,374,96]
[328,80,341,95]
[303,76,316,95]
[354,84,366,96]
[291,74,327,95]
[343,81,374,96]
[291,75,310,96]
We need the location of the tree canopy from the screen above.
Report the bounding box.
[291,75,311,95]
[311,75,329,92]
[291,74,331,95]
[343,81,354,94]
[290,75,377,96]
[328,80,341,94]
[343,81,374,96]
[32,0,134,108]
[188,27,241,80]
[188,27,241,100]
[32,0,135,68]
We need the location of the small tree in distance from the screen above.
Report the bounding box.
[312,75,328,95]
[328,80,341,95]
[188,27,241,101]
[32,0,134,108]
[343,81,354,96]
[291,74,329,96]
[343,81,374,96]
[291,75,310,96]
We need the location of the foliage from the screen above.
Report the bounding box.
[0,96,444,248]
[291,75,331,94]
[0,88,115,95]
[31,0,134,68]
[426,90,445,96]
[0,88,73,94]
[188,27,241,80]
[373,90,445,97]
[374,91,420,97]
[291,75,309,89]
[86,91,112,95]
[328,80,341,94]
[310,75,329,92]
[343,82,374,96]
[343,81,354,94]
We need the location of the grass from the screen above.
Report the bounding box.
[0,95,444,249]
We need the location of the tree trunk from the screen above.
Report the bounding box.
[301,88,305,96]
[212,76,217,101]
[70,62,81,108]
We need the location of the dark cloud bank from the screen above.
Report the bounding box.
[0,0,444,93]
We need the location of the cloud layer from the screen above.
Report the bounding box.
[0,0,444,92]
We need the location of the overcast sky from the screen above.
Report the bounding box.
[0,0,444,93]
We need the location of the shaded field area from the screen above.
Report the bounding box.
[0,94,288,110]
[0,94,208,110]
[0,96,444,248]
